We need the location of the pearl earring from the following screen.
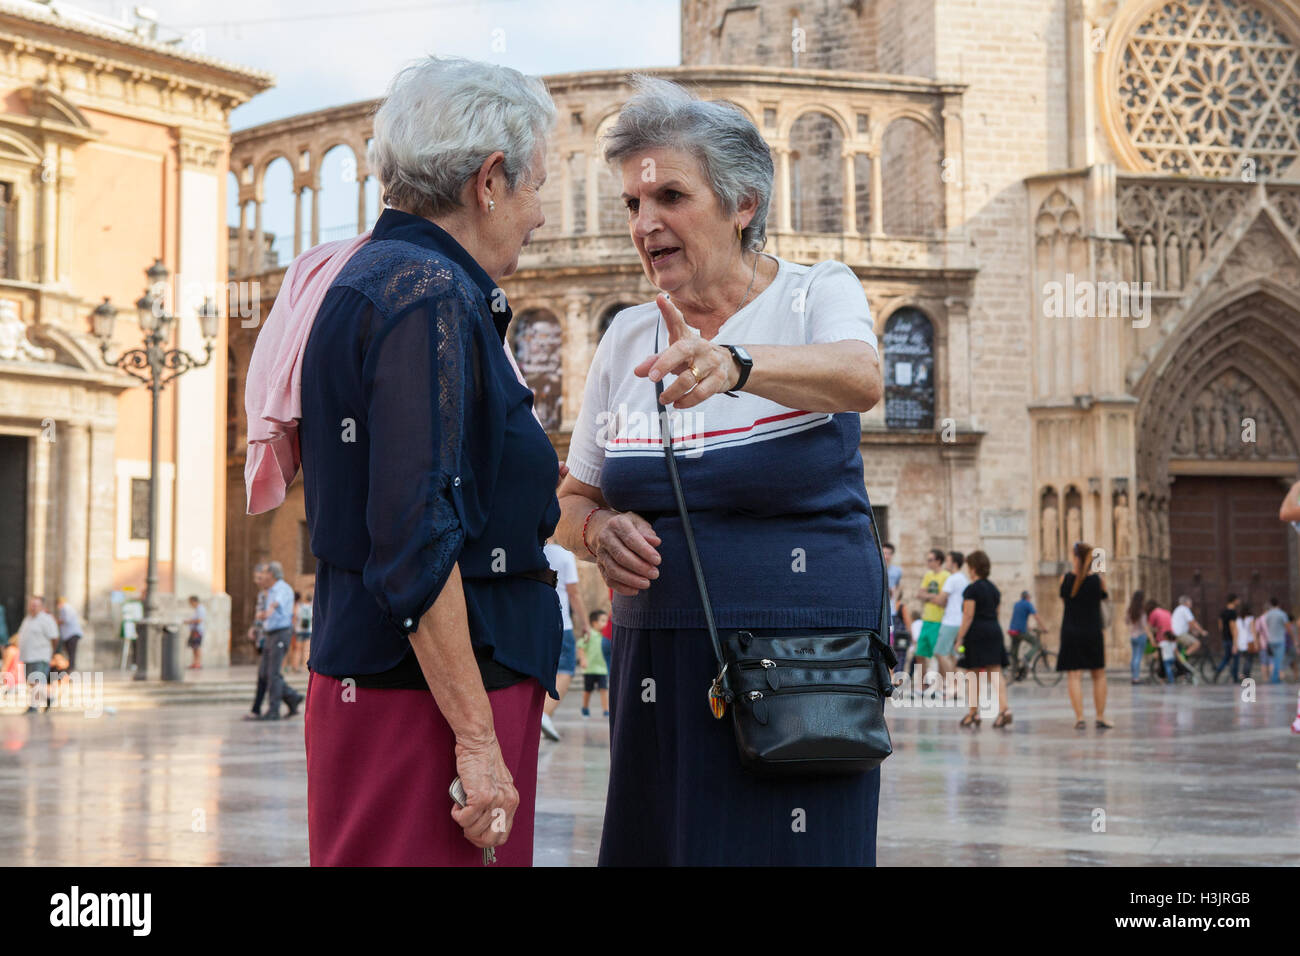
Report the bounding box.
[489,199,496,211]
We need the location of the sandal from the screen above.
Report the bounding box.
[1074,719,1087,730]
[959,711,981,728]
[993,710,1013,728]
[1095,718,1114,729]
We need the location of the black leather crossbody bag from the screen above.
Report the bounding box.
[651,333,895,776]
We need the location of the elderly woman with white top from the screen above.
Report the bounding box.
[554,76,886,866]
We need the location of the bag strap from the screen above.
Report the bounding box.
[651,321,894,696]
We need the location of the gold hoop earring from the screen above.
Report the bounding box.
[736,223,742,242]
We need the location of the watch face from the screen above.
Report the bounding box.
[732,345,752,364]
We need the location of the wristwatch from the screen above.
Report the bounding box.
[724,344,753,394]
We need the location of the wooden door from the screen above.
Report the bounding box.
[1169,475,1293,655]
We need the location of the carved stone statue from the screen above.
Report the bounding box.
[1113,493,1130,557]
[0,299,53,363]
[1209,402,1227,457]
[1156,504,1169,560]
[1041,505,1059,562]
[1066,505,1082,550]
[1193,405,1209,454]
[1173,416,1192,455]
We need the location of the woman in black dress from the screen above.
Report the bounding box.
[1057,541,1112,729]
[955,550,1011,728]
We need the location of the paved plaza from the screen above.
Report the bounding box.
[0,675,1295,866]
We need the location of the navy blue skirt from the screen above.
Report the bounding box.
[599,624,881,866]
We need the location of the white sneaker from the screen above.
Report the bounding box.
[540,712,561,742]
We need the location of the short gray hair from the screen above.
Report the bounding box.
[266,562,284,581]
[603,75,773,252]
[369,56,556,218]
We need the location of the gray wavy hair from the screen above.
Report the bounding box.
[369,56,556,218]
[602,75,774,252]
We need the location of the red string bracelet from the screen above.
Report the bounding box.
[581,507,604,558]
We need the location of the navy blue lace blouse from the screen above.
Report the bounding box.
[299,208,562,695]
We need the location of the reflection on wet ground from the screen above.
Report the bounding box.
[1,678,1294,865]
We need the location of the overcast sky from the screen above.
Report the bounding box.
[69,0,681,258]
[74,0,680,127]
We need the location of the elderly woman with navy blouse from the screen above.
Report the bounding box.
[299,58,561,866]
[555,77,887,866]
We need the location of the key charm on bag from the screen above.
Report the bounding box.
[708,665,730,718]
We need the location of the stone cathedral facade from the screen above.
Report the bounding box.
[228,0,1300,661]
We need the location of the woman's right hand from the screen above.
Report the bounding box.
[591,510,662,596]
[451,733,519,850]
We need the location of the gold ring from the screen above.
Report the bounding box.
[689,364,701,382]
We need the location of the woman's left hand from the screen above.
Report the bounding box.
[634,294,737,409]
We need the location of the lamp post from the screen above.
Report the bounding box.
[91,259,220,680]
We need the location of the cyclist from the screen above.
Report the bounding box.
[1170,595,1206,659]
[1006,590,1042,673]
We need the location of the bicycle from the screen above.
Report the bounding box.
[1005,628,1063,687]
[1185,641,1224,684]
[1146,639,1198,685]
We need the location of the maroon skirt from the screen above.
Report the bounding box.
[305,671,545,866]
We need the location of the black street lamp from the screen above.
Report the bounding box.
[91,259,220,680]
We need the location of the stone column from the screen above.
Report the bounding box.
[310,184,321,248]
[86,421,118,669]
[55,144,76,285]
[775,145,792,233]
[59,421,90,623]
[561,151,574,234]
[252,198,264,274]
[842,149,857,236]
[944,297,972,428]
[237,201,248,276]
[586,152,599,234]
[356,175,368,233]
[293,187,303,257]
[562,293,589,433]
[40,143,57,285]
[941,95,965,233]
[869,149,885,237]
[30,432,51,598]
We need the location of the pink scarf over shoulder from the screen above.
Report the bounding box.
[243,230,536,515]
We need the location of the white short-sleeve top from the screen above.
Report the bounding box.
[566,256,885,632]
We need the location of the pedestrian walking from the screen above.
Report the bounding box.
[255,561,303,721]
[954,550,1011,728]
[55,596,82,672]
[1125,589,1147,684]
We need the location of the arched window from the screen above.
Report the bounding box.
[789,112,844,233]
[511,308,563,430]
[882,308,935,430]
[881,118,944,237]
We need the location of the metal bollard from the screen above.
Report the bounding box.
[160,624,181,681]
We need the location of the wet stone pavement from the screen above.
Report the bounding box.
[0,677,1296,866]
